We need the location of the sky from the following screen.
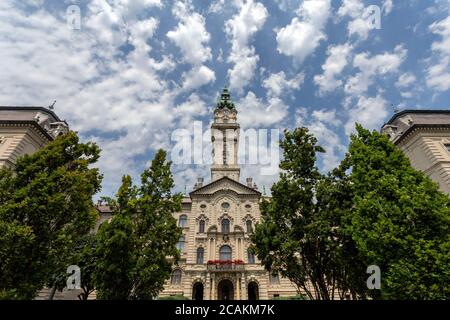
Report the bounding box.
[0,0,449,197]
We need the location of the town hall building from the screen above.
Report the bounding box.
[159,88,298,300]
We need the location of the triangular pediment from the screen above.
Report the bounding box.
[190,176,260,196]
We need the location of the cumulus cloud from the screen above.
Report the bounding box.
[167,1,215,91]
[338,0,393,41]
[426,16,450,92]
[314,43,353,95]
[344,95,389,135]
[344,45,407,96]
[276,0,331,64]
[236,92,289,128]
[167,1,212,65]
[262,71,304,98]
[225,0,268,92]
[395,72,416,88]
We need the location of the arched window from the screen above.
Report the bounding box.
[171,269,182,285]
[219,245,232,261]
[179,215,187,228]
[176,235,185,252]
[247,250,255,264]
[199,220,205,233]
[221,219,230,234]
[196,247,204,264]
[246,220,253,233]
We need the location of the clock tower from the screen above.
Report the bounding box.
[210,88,240,182]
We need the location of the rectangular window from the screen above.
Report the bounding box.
[270,273,280,284]
[445,144,450,152]
[248,251,255,264]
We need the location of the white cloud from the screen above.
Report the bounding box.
[338,0,392,41]
[344,95,389,135]
[262,71,304,98]
[181,65,216,91]
[395,72,416,88]
[314,43,353,95]
[225,0,268,92]
[167,1,212,65]
[0,0,196,197]
[344,45,407,96]
[426,16,450,92]
[237,92,288,128]
[312,109,341,126]
[382,0,394,15]
[276,0,331,64]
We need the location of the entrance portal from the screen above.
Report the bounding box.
[248,282,259,300]
[217,279,234,300]
[192,282,204,300]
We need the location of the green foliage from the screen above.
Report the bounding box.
[0,131,102,299]
[341,125,450,299]
[270,295,308,300]
[251,128,356,300]
[95,150,182,300]
[158,294,188,300]
[73,234,98,300]
[251,125,450,300]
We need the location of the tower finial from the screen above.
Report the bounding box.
[216,87,235,110]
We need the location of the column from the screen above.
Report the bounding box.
[236,274,241,300]
[209,238,212,260]
[211,274,215,300]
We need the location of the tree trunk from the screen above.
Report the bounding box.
[48,285,57,300]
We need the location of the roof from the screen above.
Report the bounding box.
[382,109,450,145]
[0,106,67,141]
[190,175,261,196]
[384,109,450,126]
[0,106,63,123]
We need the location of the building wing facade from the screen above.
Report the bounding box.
[381,110,450,195]
[0,106,68,168]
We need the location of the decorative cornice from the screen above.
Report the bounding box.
[0,120,53,141]
[395,124,450,146]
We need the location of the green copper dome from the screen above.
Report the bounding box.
[216,87,235,110]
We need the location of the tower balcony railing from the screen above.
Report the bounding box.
[206,260,245,272]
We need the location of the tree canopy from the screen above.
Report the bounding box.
[94,149,182,300]
[0,131,102,299]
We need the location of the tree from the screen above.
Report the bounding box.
[95,150,182,300]
[341,125,450,299]
[74,234,98,300]
[250,128,360,300]
[0,131,102,299]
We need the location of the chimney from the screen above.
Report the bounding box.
[246,177,253,187]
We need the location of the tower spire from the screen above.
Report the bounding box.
[216,87,236,110]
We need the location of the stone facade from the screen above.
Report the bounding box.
[0,106,69,168]
[159,89,298,300]
[381,110,450,195]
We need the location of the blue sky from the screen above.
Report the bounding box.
[0,0,449,197]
